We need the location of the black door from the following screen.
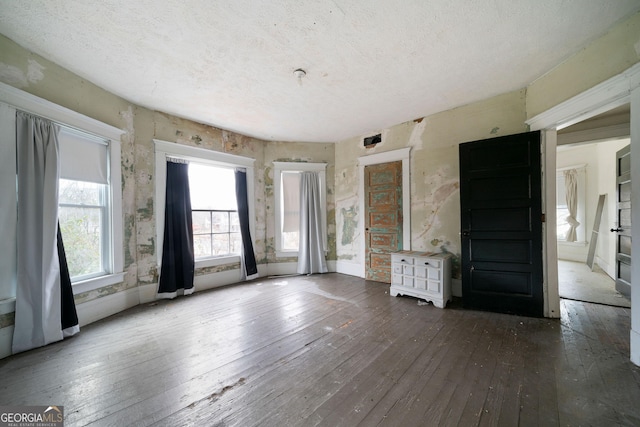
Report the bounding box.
[459,131,544,317]
[612,144,631,296]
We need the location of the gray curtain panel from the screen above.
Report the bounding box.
[13,111,64,354]
[297,171,328,275]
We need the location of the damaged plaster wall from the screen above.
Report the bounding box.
[0,34,336,336]
[335,90,527,278]
[263,142,336,264]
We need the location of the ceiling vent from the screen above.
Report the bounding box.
[364,134,381,147]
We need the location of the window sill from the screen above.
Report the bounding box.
[276,250,299,258]
[195,255,240,269]
[72,272,126,295]
[558,240,588,247]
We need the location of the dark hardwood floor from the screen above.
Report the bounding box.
[1,273,639,426]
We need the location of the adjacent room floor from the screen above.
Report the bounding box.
[558,259,631,308]
[1,273,639,426]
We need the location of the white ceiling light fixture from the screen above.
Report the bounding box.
[293,68,306,85]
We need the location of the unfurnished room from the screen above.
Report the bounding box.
[1,1,640,425]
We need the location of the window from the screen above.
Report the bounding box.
[556,166,586,243]
[0,82,125,300]
[154,139,255,269]
[273,162,327,257]
[59,179,109,279]
[189,163,241,258]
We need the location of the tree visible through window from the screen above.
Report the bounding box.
[59,179,108,279]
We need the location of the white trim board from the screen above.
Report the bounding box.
[0,81,124,141]
[357,147,411,278]
[527,62,640,131]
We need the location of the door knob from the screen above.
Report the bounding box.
[462,231,470,237]
[610,228,623,232]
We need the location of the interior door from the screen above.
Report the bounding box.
[365,161,403,282]
[459,131,544,317]
[612,144,631,296]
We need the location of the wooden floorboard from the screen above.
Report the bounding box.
[1,273,639,426]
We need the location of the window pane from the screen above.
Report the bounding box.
[192,211,211,234]
[212,234,230,255]
[59,179,102,205]
[230,232,242,254]
[283,231,299,251]
[230,212,240,232]
[59,206,102,278]
[189,163,237,210]
[194,235,212,259]
[212,211,230,232]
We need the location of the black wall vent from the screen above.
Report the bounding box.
[364,134,381,147]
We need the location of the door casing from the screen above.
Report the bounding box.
[358,148,411,278]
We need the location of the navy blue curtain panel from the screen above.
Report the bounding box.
[159,161,195,296]
[235,169,258,278]
[57,225,79,337]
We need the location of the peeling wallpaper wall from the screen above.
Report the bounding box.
[1,9,639,336]
[0,35,336,319]
[335,90,528,278]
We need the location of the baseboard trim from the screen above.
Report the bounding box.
[0,325,13,360]
[631,328,640,367]
[336,261,363,278]
[76,286,140,327]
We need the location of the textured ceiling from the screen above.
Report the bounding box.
[1,1,639,142]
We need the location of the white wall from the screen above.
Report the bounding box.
[556,138,630,277]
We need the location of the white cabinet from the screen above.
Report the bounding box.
[390,251,452,308]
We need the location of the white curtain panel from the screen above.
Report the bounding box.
[297,171,328,275]
[13,112,63,354]
[563,169,580,242]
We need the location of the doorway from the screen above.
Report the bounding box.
[555,105,631,308]
[357,148,411,281]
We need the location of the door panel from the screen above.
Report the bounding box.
[365,161,402,282]
[613,144,631,296]
[459,131,544,317]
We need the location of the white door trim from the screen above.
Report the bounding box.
[357,147,411,278]
[527,63,640,366]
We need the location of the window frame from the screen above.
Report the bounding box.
[153,139,256,269]
[0,81,125,298]
[58,178,111,282]
[273,161,327,258]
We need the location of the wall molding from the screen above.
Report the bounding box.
[0,81,124,140]
[527,62,640,131]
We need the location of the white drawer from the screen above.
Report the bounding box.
[391,274,403,285]
[425,258,441,268]
[415,266,427,278]
[392,255,414,265]
[428,280,440,293]
[393,264,403,274]
[403,265,414,276]
[415,278,427,290]
[427,267,441,281]
[402,276,414,288]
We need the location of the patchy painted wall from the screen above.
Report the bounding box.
[526,12,640,119]
[335,90,527,278]
[263,142,336,264]
[0,34,335,332]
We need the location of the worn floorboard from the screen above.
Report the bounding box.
[1,273,639,426]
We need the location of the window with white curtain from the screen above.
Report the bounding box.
[58,127,112,281]
[0,82,125,300]
[273,162,327,257]
[556,165,586,243]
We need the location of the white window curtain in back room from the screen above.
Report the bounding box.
[13,111,79,355]
[563,169,580,242]
[297,171,328,275]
